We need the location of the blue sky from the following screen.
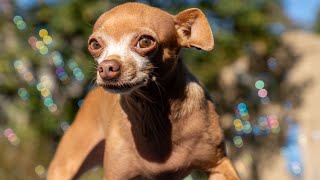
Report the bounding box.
[283,0,320,29]
[16,0,320,29]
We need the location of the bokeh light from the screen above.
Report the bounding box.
[40,46,49,55]
[28,36,38,49]
[36,41,45,49]
[3,128,20,146]
[34,165,46,178]
[258,89,268,98]
[242,121,252,134]
[260,96,270,104]
[13,15,23,24]
[77,99,84,107]
[39,29,48,38]
[267,57,278,70]
[255,80,265,89]
[18,88,30,101]
[43,36,53,44]
[13,15,27,30]
[52,51,64,67]
[48,104,58,113]
[233,136,244,148]
[14,59,36,85]
[234,119,243,131]
[60,121,70,132]
[73,67,85,81]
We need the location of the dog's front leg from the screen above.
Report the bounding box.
[207,157,240,180]
[47,90,105,180]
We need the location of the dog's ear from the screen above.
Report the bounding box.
[174,8,214,51]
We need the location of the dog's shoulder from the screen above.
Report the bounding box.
[82,87,119,110]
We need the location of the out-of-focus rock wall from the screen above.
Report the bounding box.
[257,31,320,180]
[281,31,320,180]
[219,31,320,180]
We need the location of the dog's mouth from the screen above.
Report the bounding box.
[99,79,148,94]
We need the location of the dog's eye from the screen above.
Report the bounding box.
[90,39,101,50]
[137,36,154,48]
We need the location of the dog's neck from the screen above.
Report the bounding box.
[120,58,201,123]
[119,58,206,161]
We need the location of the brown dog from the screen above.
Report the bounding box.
[47,2,239,180]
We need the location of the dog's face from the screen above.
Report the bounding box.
[88,3,214,93]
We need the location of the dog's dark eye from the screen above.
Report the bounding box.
[90,39,101,50]
[138,36,154,48]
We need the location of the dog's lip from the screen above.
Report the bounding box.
[99,79,147,94]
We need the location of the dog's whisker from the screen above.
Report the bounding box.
[88,77,97,89]
[150,74,166,93]
[149,77,164,105]
[154,80,166,93]
[89,77,96,85]
[135,89,154,103]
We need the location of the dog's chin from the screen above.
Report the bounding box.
[99,80,147,94]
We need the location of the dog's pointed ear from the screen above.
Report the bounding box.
[174,8,214,51]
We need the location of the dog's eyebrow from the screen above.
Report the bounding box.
[137,28,159,40]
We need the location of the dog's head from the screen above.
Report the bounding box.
[88,2,213,93]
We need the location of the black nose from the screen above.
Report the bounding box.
[98,60,121,80]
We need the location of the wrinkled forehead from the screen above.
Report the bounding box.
[92,3,176,42]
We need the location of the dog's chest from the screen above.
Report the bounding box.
[123,120,215,176]
[106,101,221,177]
[131,134,216,178]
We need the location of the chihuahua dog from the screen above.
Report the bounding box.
[47,2,239,180]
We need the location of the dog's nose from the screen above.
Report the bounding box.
[98,60,121,80]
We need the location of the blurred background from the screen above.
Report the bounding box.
[1,0,320,179]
